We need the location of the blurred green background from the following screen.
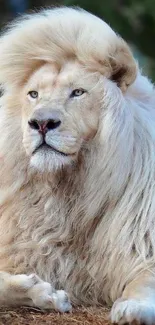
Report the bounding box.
[0,0,155,80]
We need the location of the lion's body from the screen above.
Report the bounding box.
[0,73,154,306]
[0,7,155,323]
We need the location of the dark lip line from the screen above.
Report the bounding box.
[33,143,75,157]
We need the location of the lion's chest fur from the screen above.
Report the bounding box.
[0,154,151,306]
[0,176,128,305]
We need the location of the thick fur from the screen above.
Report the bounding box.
[0,6,155,324]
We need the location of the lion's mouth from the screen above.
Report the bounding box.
[33,143,75,157]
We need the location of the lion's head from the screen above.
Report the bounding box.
[21,61,103,171]
[0,7,137,173]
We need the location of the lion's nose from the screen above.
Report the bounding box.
[28,118,61,134]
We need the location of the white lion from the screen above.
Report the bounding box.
[0,6,154,324]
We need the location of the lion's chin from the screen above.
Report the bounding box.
[29,148,74,173]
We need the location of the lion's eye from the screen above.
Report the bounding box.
[27,91,38,99]
[70,89,86,98]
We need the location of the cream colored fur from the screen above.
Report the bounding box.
[0,6,155,324]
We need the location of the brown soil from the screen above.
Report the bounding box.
[0,306,111,325]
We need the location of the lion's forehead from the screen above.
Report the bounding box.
[27,61,97,93]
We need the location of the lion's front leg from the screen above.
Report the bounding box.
[0,271,72,312]
[111,270,155,324]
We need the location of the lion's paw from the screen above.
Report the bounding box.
[5,273,71,312]
[28,279,72,312]
[51,290,72,312]
[111,298,155,324]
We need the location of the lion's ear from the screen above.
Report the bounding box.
[108,38,137,92]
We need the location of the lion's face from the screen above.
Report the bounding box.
[21,61,102,171]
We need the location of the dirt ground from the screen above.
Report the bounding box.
[0,306,111,325]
